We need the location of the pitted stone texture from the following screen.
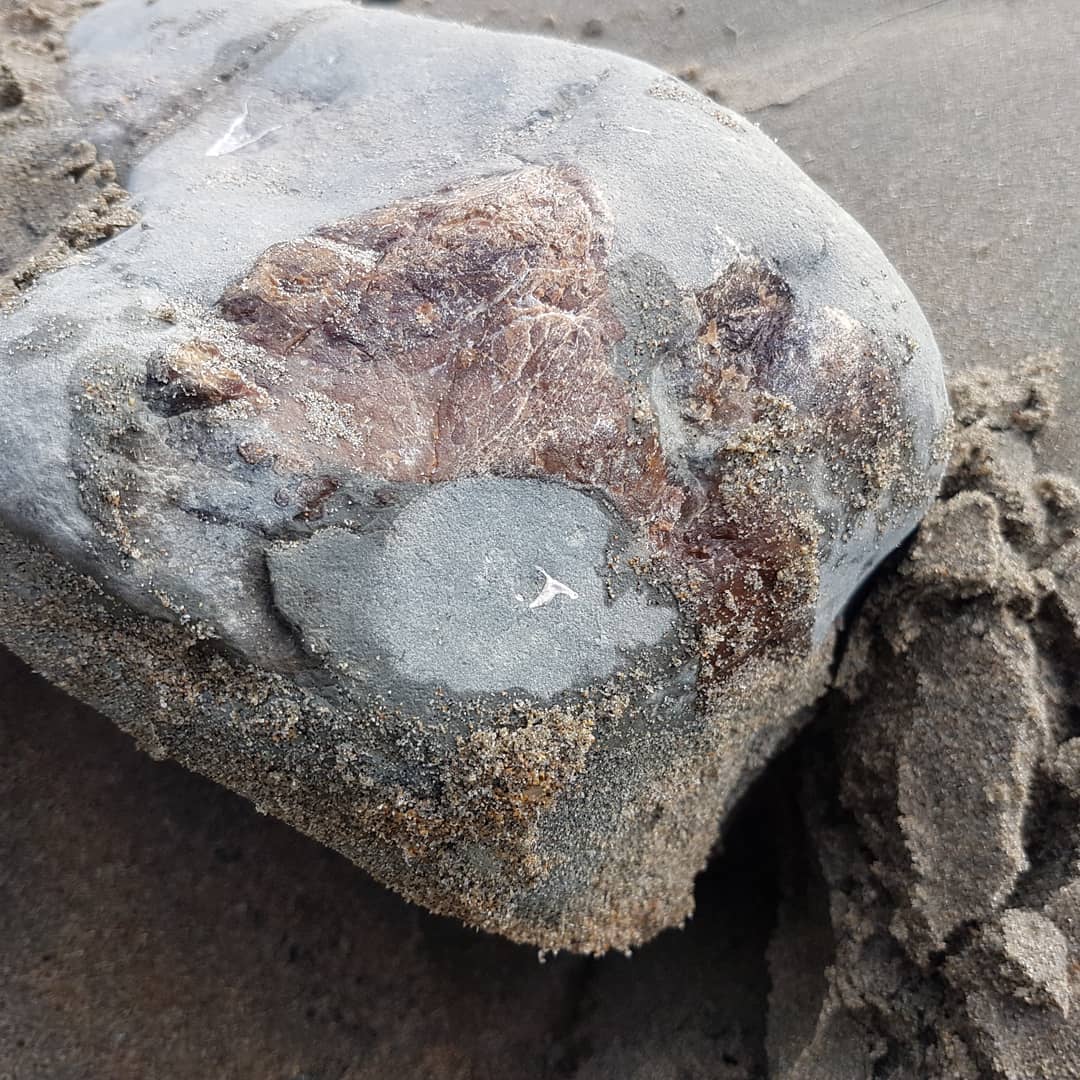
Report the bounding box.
[0,0,949,952]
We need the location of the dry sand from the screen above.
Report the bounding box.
[3,1,1079,1076]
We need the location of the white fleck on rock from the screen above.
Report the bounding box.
[528,567,579,609]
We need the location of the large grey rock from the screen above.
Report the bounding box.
[0,0,949,952]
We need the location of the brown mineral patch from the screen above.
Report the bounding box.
[293,474,339,521]
[150,339,270,412]
[697,256,794,366]
[679,486,817,680]
[236,438,271,464]
[146,168,906,689]
[692,255,909,498]
[217,164,678,522]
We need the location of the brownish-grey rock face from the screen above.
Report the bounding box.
[0,0,949,952]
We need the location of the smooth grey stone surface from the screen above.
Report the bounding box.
[269,477,676,699]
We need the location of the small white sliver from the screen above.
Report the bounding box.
[206,101,281,157]
[528,566,579,609]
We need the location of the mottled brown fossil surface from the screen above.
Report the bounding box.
[0,0,948,955]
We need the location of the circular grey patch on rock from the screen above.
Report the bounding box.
[268,477,677,699]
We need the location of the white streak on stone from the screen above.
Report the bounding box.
[528,567,579,609]
[206,101,280,157]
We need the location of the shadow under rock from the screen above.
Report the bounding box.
[0,645,785,1079]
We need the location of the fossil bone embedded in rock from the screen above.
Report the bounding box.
[0,0,951,954]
